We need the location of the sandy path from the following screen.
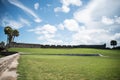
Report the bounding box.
[0,54,20,80]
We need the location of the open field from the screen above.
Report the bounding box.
[9,48,120,57]
[9,48,120,80]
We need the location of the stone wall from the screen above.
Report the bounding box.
[10,42,106,49]
[10,42,41,48]
[0,53,19,76]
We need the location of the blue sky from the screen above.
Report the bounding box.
[0,0,120,47]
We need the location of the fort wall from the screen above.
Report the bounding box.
[10,42,106,49]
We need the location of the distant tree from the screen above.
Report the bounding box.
[4,26,13,44]
[0,41,5,52]
[12,29,19,42]
[4,26,19,47]
[0,41,5,48]
[110,40,117,48]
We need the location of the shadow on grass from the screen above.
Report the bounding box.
[0,51,18,56]
[21,53,102,56]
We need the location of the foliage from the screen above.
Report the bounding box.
[0,41,5,52]
[4,26,13,44]
[4,26,19,45]
[0,41,5,48]
[13,29,19,41]
[110,40,117,48]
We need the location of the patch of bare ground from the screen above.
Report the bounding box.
[0,54,20,80]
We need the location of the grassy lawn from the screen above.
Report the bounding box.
[9,48,120,80]
[9,48,120,57]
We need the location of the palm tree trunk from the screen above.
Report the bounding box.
[6,35,9,51]
[12,36,15,42]
[7,35,9,44]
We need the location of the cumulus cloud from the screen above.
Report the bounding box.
[54,5,70,13]
[115,16,120,24]
[71,0,120,46]
[101,16,120,25]
[54,0,82,13]
[0,16,30,29]
[113,33,120,41]
[45,39,64,45]
[8,0,42,23]
[28,0,120,46]
[28,24,68,45]
[71,29,111,45]
[58,19,80,31]
[58,24,64,30]
[34,3,39,10]
[34,18,41,23]
[74,0,120,25]
[101,16,114,25]
[63,19,80,31]
[54,0,120,46]
[28,24,57,40]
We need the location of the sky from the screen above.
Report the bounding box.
[0,0,120,47]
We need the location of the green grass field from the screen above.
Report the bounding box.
[9,48,120,80]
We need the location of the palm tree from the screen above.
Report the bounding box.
[4,26,13,44]
[12,29,19,42]
[4,26,19,47]
[110,40,117,48]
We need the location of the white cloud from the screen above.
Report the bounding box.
[61,0,82,6]
[8,0,42,23]
[101,16,120,25]
[54,0,82,13]
[74,0,120,25]
[37,34,55,40]
[113,33,120,40]
[5,20,23,29]
[58,24,64,30]
[28,24,67,45]
[54,0,120,46]
[115,16,120,24]
[58,19,80,31]
[1,16,30,29]
[101,16,114,25]
[40,24,57,34]
[29,24,57,34]
[34,3,39,10]
[71,29,111,45]
[45,39,64,45]
[49,0,120,46]
[54,5,70,13]
[29,0,120,46]
[72,0,120,46]
[34,18,41,23]
[19,17,30,26]
[8,0,119,46]
[63,19,80,31]
[28,24,57,40]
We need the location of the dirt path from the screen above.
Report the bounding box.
[0,54,20,80]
